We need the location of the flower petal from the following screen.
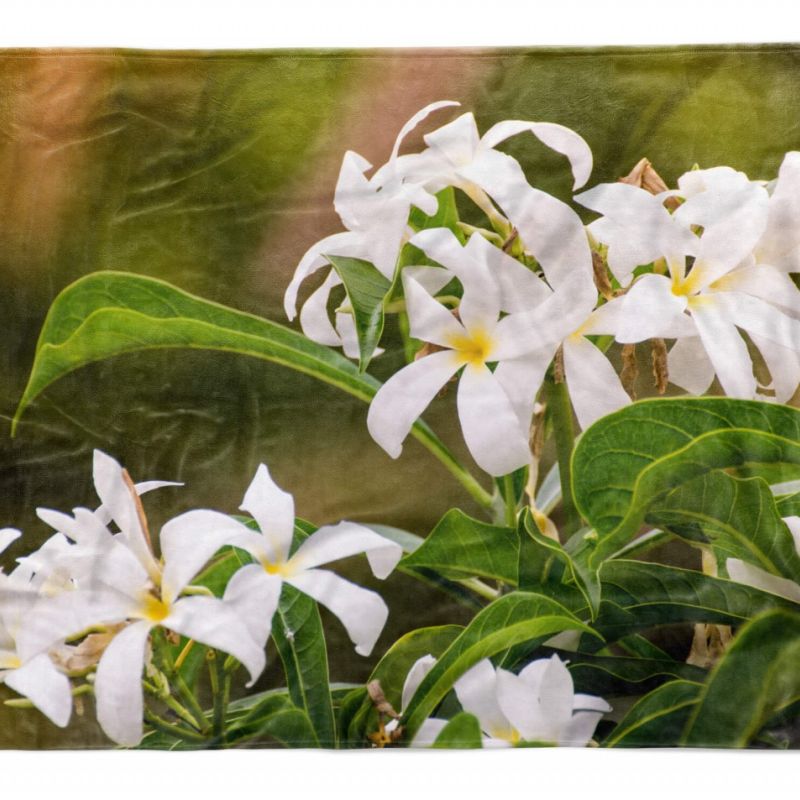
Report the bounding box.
[298,270,344,347]
[287,569,388,656]
[457,363,531,476]
[4,653,71,727]
[462,149,594,294]
[221,564,282,647]
[0,528,20,556]
[92,450,158,577]
[423,112,480,167]
[563,337,631,430]
[454,659,514,740]
[389,100,461,163]
[480,120,593,189]
[616,274,688,343]
[493,353,552,430]
[757,151,800,271]
[403,269,465,347]
[165,596,266,686]
[94,619,152,746]
[667,337,715,396]
[410,717,449,748]
[367,350,462,460]
[288,521,402,579]
[690,297,757,398]
[750,333,800,404]
[713,263,800,318]
[711,291,800,353]
[401,654,437,713]
[466,231,552,312]
[283,231,365,320]
[160,509,254,602]
[726,558,800,603]
[240,464,296,565]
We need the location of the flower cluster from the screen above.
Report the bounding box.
[0,451,401,745]
[286,102,800,477]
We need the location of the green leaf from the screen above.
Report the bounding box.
[682,609,800,747]
[401,592,600,739]
[571,398,800,568]
[605,680,703,748]
[225,694,319,747]
[519,510,597,611]
[273,582,336,748]
[554,650,706,697]
[326,254,391,372]
[651,471,800,582]
[12,270,493,507]
[432,712,483,748]
[408,187,463,241]
[590,560,800,649]
[401,509,519,585]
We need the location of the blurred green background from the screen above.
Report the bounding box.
[1,45,800,747]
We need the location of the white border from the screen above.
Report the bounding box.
[2,1,800,797]
[0,0,798,49]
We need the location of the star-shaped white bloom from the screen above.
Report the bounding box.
[172,463,403,658]
[0,528,73,728]
[577,159,800,402]
[367,225,630,471]
[451,656,610,747]
[32,450,266,746]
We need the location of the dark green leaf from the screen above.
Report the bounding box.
[683,609,800,747]
[273,582,335,748]
[605,680,703,748]
[326,254,391,372]
[401,509,519,585]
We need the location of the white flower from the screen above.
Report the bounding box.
[383,654,447,746]
[375,101,593,202]
[176,463,403,658]
[0,529,73,727]
[451,656,610,747]
[283,141,440,355]
[577,160,800,402]
[367,225,629,470]
[33,450,265,746]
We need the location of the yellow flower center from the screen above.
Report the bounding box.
[448,329,494,366]
[260,557,292,577]
[0,653,21,670]
[140,593,170,623]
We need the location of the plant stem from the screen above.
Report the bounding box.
[502,473,517,528]
[211,652,231,742]
[144,710,206,744]
[175,673,211,735]
[545,377,580,534]
[142,680,203,732]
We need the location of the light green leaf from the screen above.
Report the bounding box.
[432,712,483,748]
[605,680,703,748]
[401,509,519,585]
[401,592,600,739]
[326,254,391,372]
[572,398,800,568]
[11,270,493,507]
